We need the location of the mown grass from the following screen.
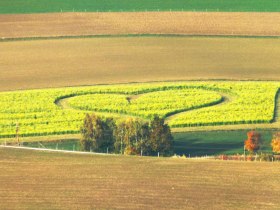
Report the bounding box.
[0,0,280,14]
[0,147,279,209]
[173,130,276,156]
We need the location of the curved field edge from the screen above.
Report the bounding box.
[165,93,232,123]
[57,89,224,119]
[0,81,279,138]
[1,0,280,14]
[2,12,280,39]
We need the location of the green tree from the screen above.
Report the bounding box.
[138,122,151,155]
[80,114,115,152]
[113,120,126,154]
[149,115,173,156]
[80,113,94,151]
[114,118,150,155]
[101,118,115,153]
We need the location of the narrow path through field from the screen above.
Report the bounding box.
[55,93,147,111]
[55,91,231,121]
[165,93,233,123]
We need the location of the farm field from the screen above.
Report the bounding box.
[1,36,280,91]
[2,12,280,39]
[0,81,279,139]
[0,0,279,14]
[2,0,280,208]
[0,148,279,210]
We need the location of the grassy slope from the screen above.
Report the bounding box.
[0,0,279,14]
[1,37,280,91]
[173,131,275,156]
[21,130,276,156]
[0,148,279,209]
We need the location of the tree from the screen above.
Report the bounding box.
[80,113,94,151]
[244,131,262,153]
[113,120,126,154]
[138,122,151,155]
[149,115,173,156]
[271,132,280,154]
[102,118,115,152]
[114,118,143,155]
[80,114,114,152]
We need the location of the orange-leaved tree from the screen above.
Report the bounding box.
[271,132,280,154]
[244,131,261,153]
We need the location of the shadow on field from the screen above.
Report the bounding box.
[173,137,243,156]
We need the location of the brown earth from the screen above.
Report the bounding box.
[1,36,280,91]
[1,12,280,38]
[0,148,279,210]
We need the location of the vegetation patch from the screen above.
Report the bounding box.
[0,81,279,138]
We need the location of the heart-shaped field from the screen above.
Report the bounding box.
[65,88,223,119]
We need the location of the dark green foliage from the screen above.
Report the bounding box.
[80,114,94,151]
[102,118,115,152]
[81,114,173,156]
[80,114,114,152]
[1,0,279,14]
[149,116,173,156]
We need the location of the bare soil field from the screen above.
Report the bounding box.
[1,12,280,38]
[0,147,279,209]
[1,37,280,91]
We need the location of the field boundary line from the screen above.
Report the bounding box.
[1,34,280,43]
[0,145,116,156]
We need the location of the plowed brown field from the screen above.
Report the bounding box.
[1,12,280,38]
[0,148,279,210]
[1,37,280,91]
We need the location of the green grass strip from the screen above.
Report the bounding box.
[1,0,280,14]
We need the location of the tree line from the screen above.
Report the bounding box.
[80,114,173,156]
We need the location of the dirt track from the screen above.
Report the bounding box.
[1,12,280,38]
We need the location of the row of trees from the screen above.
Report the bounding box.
[80,114,173,156]
[244,130,280,154]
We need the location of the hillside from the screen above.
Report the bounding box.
[0,147,279,209]
[1,37,280,91]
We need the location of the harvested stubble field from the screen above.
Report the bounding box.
[0,148,279,210]
[1,36,280,91]
[1,12,280,38]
